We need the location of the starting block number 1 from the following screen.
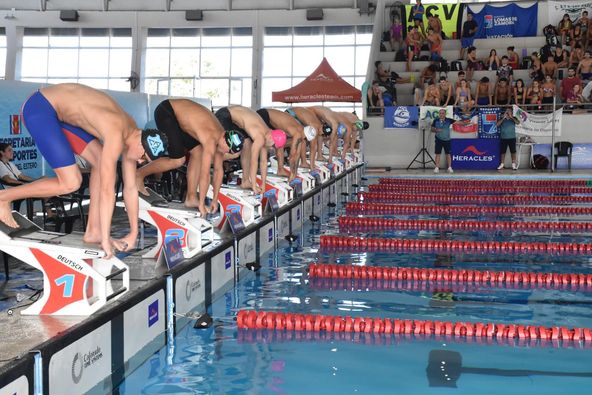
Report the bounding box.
[55,274,75,298]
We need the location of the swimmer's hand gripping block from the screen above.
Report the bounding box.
[0,212,129,315]
[136,188,213,260]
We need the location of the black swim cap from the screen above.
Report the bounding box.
[322,123,332,136]
[225,130,245,154]
[141,129,169,160]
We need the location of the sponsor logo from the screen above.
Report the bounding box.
[71,346,103,384]
[268,227,274,242]
[185,278,201,301]
[224,251,232,269]
[311,73,333,82]
[484,15,494,29]
[147,135,165,157]
[461,145,487,155]
[392,107,411,127]
[10,115,20,135]
[166,215,186,226]
[242,241,254,258]
[148,300,159,327]
[56,255,83,271]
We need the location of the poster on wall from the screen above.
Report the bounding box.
[404,3,463,39]
[478,107,501,139]
[468,3,538,39]
[384,106,419,129]
[548,1,592,26]
[512,105,562,137]
[451,138,500,170]
[532,143,592,169]
[419,105,454,127]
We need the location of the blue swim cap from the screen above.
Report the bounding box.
[337,123,347,138]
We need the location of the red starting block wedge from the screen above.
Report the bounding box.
[0,212,129,315]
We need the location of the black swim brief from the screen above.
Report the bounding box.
[256,108,274,129]
[154,100,200,159]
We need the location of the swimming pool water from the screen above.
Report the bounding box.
[117,205,592,395]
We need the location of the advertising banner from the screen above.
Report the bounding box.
[478,107,501,139]
[384,106,419,128]
[404,3,462,39]
[420,105,454,125]
[512,105,562,137]
[548,1,592,26]
[452,138,500,170]
[451,107,478,139]
[468,3,538,39]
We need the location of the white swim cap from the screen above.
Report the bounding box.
[303,126,317,142]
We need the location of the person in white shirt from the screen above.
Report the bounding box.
[0,143,33,187]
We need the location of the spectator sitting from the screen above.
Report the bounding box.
[541,75,557,109]
[422,80,441,105]
[475,77,492,106]
[572,24,584,49]
[406,25,422,71]
[438,76,453,106]
[496,56,514,86]
[542,56,558,79]
[570,44,584,68]
[560,67,582,101]
[0,143,33,187]
[419,64,438,86]
[514,78,526,105]
[466,46,479,81]
[389,15,404,52]
[496,107,519,170]
[460,12,478,60]
[577,50,592,81]
[428,13,443,38]
[566,83,584,111]
[494,78,511,105]
[367,81,385,114]
[427,27,442,61]
[486,49,501,71]
[455,70,468,90]
[507,46,520,70]
[375,61,395,106]
[558,13,574,46]
[553,46,569,68]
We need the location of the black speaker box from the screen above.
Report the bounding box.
[59,10,79,22]
[185,10,203,21]
[306,8,324,21]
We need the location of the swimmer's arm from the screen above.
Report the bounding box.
[99,139,123,258]
[259,143,268,191]
[289,133,301,174]
[137,157,185,182]
[211,153,224,209]
[121,154,139,244]
[328,119,339,164]
[342,125,352,159]
[198,141,216,211]
[250,136,264,192]
[310,137,318,169]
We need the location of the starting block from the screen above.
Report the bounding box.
[0,212,129,315]
[136,189,213,260]
[257,174,293,207]
[316,160,344,177]
[208,186,261,230]
[312,164,331,184]
[269,158,316,193]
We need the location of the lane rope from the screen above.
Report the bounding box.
[345,203,592,216]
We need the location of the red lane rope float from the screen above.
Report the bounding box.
[338,216,592,233]
[358,192,592,205]
[369,184,592,195]
[345,203,592,216]
[308,264,592,292]
[319,235,592,255]
[378,178,590,187]
[236,310,592,343]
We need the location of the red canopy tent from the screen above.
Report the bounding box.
[272,58,361,103]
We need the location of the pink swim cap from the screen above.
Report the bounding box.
[270,129,287,148]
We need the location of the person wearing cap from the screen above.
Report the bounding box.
[308,106,344,165]
[215,105,286,194]
[256,108,316,182]
[0,83,159,258]
[136,99,244,217]
[337,112,369,160]
[284,106,323,170]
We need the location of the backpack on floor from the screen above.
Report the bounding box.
[532,154,550,170]
[450,60,462,71]
[437,59,449,73]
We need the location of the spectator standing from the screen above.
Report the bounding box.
[475,77,492,106]
[466,46,479,81]
[572,24,585,49]
[558,14,574,46]
[542,56,558,79]
[411,0,426,37]
[514,79,526,105]
[428,14,443,38]
[553,46,569,68]
[389,15,404,52]
[427,27,442,61]
[578,10,590,50]
[570,44,584,68]
[577,50,592,81]
[497,56,514,86]
[494,78,511,105]
[496,107,519,170]
[406,26,422,71]
[431,108,454,174]
[541,75,557,109]
[560,67,582,102]
[460,13,478,60]
[438,76,453,106]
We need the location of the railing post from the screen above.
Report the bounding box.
[551,96,556,173]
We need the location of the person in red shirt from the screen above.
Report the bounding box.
[560,67,582,102]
